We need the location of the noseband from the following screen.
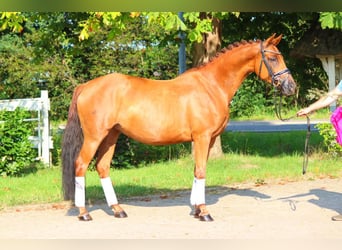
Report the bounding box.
[258,42,291,88]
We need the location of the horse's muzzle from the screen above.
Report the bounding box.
[278,74,296,96]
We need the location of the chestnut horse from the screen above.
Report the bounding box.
[62,34,296,222]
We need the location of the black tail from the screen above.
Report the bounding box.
[61,85,84,201]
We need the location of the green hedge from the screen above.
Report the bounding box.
[0,108,37,176]
[316,122,342,157]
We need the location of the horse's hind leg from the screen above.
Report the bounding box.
[96,129,127,218]
[75,137,103,221]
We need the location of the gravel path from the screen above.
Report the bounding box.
[2,178,342,239]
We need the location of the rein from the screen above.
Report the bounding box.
[259,41,311,175]
[273,91,311,175]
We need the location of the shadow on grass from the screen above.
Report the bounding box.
[13,164,39,177]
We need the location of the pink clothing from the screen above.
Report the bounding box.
[331,106,342,145]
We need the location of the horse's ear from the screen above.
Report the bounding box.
[265,33,282,46]
[272,34,282,45]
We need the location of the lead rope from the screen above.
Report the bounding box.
[274,90,311,174]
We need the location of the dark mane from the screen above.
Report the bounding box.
[192,39,260,69]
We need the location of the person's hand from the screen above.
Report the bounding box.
[297,107,312,117]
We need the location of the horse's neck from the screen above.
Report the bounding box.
[200,44,258,102]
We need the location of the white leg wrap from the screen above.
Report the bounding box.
[101,177,118,206]
[75,176,85,207]
[190,178,206,205]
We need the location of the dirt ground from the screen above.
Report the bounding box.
[2,178,342,239]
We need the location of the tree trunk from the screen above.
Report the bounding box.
[192,13,224,159]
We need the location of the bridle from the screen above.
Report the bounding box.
[258,41,293,121]
[258,41,311,175]
[258,41,291,88]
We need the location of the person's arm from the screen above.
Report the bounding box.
[297,81,342,116]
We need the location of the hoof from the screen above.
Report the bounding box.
[199,214,214,222]
[193,208,201,218]
[114,210,128,218]
[193,208,214,221]
[78,213,93,221]
[332,214,342,221]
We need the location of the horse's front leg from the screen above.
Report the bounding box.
[191,135,214,222]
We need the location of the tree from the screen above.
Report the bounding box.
[0,12,25,33]
[192,13,223,66]
[319,12,342,30]
[0,11,330,155]
[77,12,213,44]
[0,12,182,120]
[0,12,334,125]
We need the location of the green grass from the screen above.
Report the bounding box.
[1,130,342,209]
[231,107,331,121]
[0,167,62,207]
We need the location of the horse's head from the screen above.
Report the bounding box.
[255,34,297,96]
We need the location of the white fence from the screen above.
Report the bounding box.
[0,90,52,166]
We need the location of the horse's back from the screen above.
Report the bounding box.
[76,72,229,145]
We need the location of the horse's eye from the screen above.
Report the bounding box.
[269,57,277,62]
